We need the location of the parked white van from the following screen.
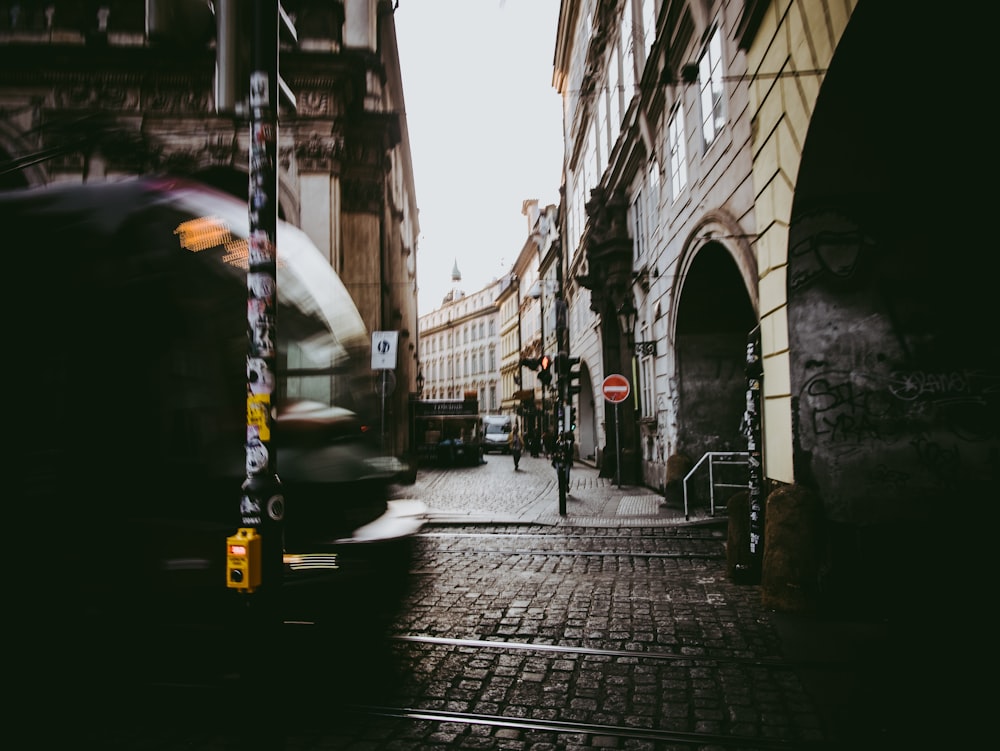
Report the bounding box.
[481,415,513,454]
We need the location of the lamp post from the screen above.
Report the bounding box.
[613,296,650,486]
[416,368,424,397]
[617,297,636,350]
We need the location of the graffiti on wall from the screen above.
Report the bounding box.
[788,207,999,521]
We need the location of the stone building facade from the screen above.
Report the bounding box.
[554,0,995,606]
[0,0,420,460]
[417,277,501,413]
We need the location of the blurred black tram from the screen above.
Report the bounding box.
[6,176,423,694]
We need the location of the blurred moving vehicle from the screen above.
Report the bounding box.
[481,415,513,454]
[7,176,423,690]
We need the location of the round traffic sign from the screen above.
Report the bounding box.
[374,370,397,396]
[602,374,630,403]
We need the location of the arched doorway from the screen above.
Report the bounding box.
[674,242,757,466]
[574,361,597,464]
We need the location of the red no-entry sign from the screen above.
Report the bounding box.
[602,374,630,403]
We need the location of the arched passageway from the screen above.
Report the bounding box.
[675,242,757,466]
[789,4,997,522]
[574,361,597,464]
[787,3,997,608]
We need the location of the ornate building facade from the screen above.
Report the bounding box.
[0,0,420,460]
[417,274,501,412]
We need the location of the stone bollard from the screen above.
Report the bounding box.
[761,484,824,613]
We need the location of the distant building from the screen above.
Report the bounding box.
[418,265,501,412]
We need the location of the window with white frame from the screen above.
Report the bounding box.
[589,124,600,187]
[609,36,622,134]
[698,25,726,149]
[668,103,687,199]
[639,324,654,418]
[622,0,635,108]
[647,159,660,241]
[631,187,646,264]
[600,83,618,170]
[641,0,656,68]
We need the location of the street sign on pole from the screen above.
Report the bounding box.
[371,331,399,370]
[602,374,630,403]
[602,374,630,488]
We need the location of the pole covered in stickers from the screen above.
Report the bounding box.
[741,325,764,583]
[240,0,284,598]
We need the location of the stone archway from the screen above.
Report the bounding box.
[574,361,597,464]
[783,3,997,617]
[672,239,757,471]
[788,3,998,527]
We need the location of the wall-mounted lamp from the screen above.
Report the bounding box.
[415,368,424,396]
[617,297,657,357]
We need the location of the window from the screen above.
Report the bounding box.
[698,26,726,149]
[609,35,622,133]
[631,188,646,263]
[639,325,654,418]
[641,0,656,68]
[647,159,660,241]
[622,0,635,103]
[668,104,687,199]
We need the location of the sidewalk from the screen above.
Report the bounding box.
[414,458,726,527]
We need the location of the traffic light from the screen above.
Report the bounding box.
[519,357,540,370]
[570,406,577,432]
[538,354,552,386]
[565,355,582,396]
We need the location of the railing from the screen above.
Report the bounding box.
[683,452,749,521]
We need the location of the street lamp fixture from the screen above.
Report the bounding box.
[617,297,657,356]
[415,368,424,396]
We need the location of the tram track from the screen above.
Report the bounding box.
[356,703,828,749]
[412,527,727,560]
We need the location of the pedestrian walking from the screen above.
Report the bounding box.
[508,424,523,470]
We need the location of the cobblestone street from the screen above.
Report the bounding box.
[94,459,945,750]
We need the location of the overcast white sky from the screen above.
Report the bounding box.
[394,1,564,315]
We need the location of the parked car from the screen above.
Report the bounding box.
[482,415,513,454]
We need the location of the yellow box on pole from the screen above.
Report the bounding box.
[226,528,262,592]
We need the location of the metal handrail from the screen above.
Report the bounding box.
[682,451,750,521]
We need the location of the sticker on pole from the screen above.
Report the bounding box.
[602,374,630,403]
